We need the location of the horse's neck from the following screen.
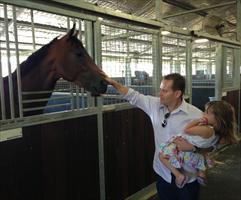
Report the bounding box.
[21,60,58,92]
[1,60,59,118]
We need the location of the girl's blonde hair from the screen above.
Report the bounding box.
[205,100,238,144]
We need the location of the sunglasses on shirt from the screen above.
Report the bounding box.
[162,112,170,128]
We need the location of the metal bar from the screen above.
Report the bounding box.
[237,0,241,41]
[0,0,98,22]
[67,17,75,110]
[0,36,6,120]
[94,19,106,200]
[155,0,162,21]
[23,102,71,112]
[234,47,240,133]
[49,0,166,28]
[125,30,131,86]
[22,90,53,95]
[101,21,158,35]
[30,9,36,50]
[153,32,161,96]
[0,17,68,33]
[4,4,15,118]
[192,31,241,46]
[215,44,224,100]
[85,20,95,107]
[163,0,207,17]
[0,107,101,131]
[13,6,23,118]
[75,19,81,110]
[78,13,84,109]
[163,1,236,19]
[186,40,192,103]
[155,0,163,21]
[22,96,71,103]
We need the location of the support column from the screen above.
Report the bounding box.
[215,44,224,100]
[94,19,106,200]
[186,40,192,103]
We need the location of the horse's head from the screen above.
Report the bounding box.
[51,25,108,96]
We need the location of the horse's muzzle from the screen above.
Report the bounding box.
[90,80,108,96]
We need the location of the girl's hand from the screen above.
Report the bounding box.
[199,117,208,125]
[174,137,195,151]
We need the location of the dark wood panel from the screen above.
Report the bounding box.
[0,116,100,200]
[0,126,43,200]
[222,89,240,125]
[103,108,155,200]
[0,108,155,200]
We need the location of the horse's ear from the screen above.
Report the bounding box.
[68,23,76,38]
[73,30,79,37]
[61,24,78,41]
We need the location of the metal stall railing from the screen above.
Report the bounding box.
[100,21,158,108]
[161,32,192,100]
[192,41,217,110]
[0,2,102,132]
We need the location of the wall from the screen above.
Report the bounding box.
[0,108,155,200]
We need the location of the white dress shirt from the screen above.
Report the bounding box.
[124,88,203,183]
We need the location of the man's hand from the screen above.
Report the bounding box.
[104,76,129,95]
[173,136,195,152]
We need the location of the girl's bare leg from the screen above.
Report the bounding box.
[159,153,186,187]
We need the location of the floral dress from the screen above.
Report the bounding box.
[159,133,217,171]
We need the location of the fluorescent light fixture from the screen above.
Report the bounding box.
[194,38,209,43]
[161,31,171,35]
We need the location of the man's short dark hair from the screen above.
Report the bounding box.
[163,73,185,95]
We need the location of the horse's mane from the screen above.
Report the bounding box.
[20,38,58,76]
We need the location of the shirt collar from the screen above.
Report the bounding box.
[160,99,189,114]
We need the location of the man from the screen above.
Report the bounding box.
[105,73,202,200]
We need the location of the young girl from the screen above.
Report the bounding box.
[159,100,238,188]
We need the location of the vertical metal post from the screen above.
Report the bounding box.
[215,44,224,100]
[207,43,213,80]
[67,17,75,110]
[125,30,131,86]
[94,18,106,200]
[12,6,23,118]
[234,48,241,134]
[237,0,241,134]
[237,0,241,42]
[78,19,86,109]
[85,20,95,107]
[152,31,161,96]
[176,39,180,74]
[0,34,6,120]
[186,39,192,103]
[4,4,15,118]
[30,9,36,50]
[75,19,82,110]
[154,0,163,94]
[155,0,163,21]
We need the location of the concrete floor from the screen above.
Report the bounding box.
[149,142,241,200]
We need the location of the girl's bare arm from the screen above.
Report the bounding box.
[184,118,214,138]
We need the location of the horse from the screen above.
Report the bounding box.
[0,25,108,119]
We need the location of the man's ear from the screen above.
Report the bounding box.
[175,90,182,98]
